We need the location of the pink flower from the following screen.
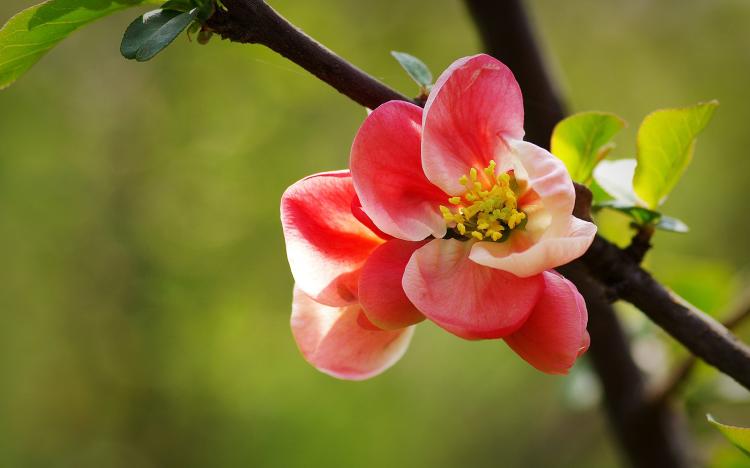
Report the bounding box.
[281,54,596,379]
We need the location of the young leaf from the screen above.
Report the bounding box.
[596,200,660,225]
[633,101,719,209]
[592,159,640,205]
[708,414,750,458]
[121,8,198,62]
[550,111,626,184]
[391,51,433,90]
[0,0,160,90]
[656,215,689,233]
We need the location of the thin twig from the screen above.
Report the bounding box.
[205,0,412,109]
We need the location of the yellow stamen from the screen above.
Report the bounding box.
[438,161,527,243]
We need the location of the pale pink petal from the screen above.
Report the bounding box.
[513,139,576,229]
[359,239,427,330]
[402,238,544,340]
[504,271,590,374]
[422,54,525,194]
[469,216,597,278]
[350,101,448,241]
[281,171,383,307]
[291,287,414,380]
[469,140,597,277]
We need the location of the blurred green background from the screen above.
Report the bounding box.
[1,0,750,466]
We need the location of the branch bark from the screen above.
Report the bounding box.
[654,291,750,403]
[559,263,690,467]
[205,0,412,109]
[581,234,750,390]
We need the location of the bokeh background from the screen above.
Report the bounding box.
[1,0,750,466]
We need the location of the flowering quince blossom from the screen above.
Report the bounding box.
[280,54,597,380]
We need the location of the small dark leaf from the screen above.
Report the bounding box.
[656,215,689,233]
[390,51,433,89]
[161,0,195,11]
[121,8,198,62]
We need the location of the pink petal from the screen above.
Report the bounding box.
[350,101,448,241]
[422,54,525,195]
[281,171,383,306]
[504,271,590,374]
[470,216,597,278]
[402,238,544,340]
[291,287,414,380]
[469,141,597,277]
[359,239,427,330]
[513,140,576,223]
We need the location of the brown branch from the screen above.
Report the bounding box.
[463,0,564,147]
[581,235,750,390]
[624,224,655,264]
[559,263,690,467]
[653,291,750,403]
[205,0,412,109]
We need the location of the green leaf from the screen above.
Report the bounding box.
[633,101,719,209]
[593,159,640,205]
[596,199,660,225]
[550,111,626,184]
[390,51,433,90]
[708,414,750,458]
[121,8,197,61]
[0,0,160,90]
[656,215,689,233]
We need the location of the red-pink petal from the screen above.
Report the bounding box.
[291,287,414,380]
[402,238,544,340]
[351,101,448,241]
[422,54,525,195]
[359,239,427,330]
[504,271,589,374]
[281,171,383,306]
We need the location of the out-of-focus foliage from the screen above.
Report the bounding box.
[0,0,160,89]
[1,0,750,467]
[708,415,750,458]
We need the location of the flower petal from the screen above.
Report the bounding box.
[504,271,589,374]
[402,238,544,340]
[513,139,576,225]
[281,171,383,306]
[359,239,427,330]
[469,140,597,277]
[291,287,414,380]
[422,54,525,194]
[351,101,448,241]
[469,216,597,278]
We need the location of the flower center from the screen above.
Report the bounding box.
[439,160,526,242]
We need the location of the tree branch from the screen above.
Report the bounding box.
[581,234,750,390]
[205,0,412,109]
[653,290,750,403]
[559,263,690,467]
[463,0,564,147]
